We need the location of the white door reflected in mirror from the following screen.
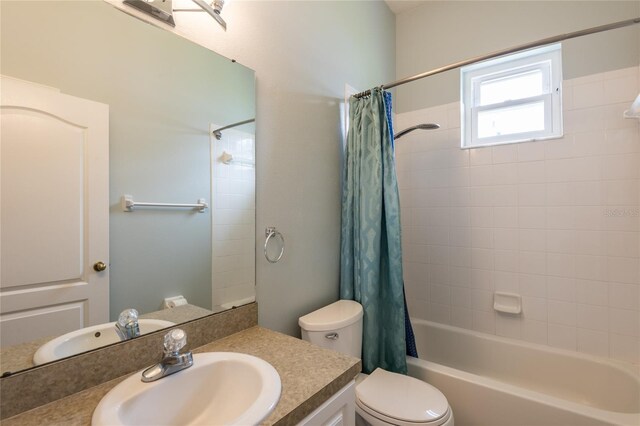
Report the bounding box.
[0,76,109,348]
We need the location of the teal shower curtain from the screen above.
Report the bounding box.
[340,88,407,375]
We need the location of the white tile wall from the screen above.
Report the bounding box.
[397,66,640,365]
[211,126,256,309]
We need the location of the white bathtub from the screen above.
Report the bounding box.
[407,319,640,426]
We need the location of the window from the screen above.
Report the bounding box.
[461,43,563,149]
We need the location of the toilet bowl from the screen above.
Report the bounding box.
[299,300,454,426]
[355,370,453,426]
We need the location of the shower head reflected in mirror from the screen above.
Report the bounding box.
[394,123,440,140]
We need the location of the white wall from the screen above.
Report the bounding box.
[396,66,640,365]
[394,0,640,365]
[107,0,396,335]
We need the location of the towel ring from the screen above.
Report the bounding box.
[264,227,285,263]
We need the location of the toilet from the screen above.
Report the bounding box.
[299,300,454,426]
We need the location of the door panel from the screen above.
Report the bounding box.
[0,301,85,348]
[0,76,109,347]
[2,109,84,287]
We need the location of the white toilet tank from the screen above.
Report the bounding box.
[299,300,363,358]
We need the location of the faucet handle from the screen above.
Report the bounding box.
[117,308,139,327]
[115,308,140,340]
[142,328,193,382]
[163,329,187,354]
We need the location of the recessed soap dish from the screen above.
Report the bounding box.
[493,292,522,314]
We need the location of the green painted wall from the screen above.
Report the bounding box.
[396,1,640,112]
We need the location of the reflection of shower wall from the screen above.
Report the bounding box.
[397,66,640,365]
[211,126,256,309]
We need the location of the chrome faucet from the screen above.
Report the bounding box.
[141,328,193,382]
[115,308,140,341]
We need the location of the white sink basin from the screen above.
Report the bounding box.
[92,352,281,426]
[33,319,175,365]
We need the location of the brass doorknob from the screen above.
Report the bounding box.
[93,261,107,272]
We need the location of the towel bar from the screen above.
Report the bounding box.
[121,195,208,213]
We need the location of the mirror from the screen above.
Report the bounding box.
[0,0,255,374]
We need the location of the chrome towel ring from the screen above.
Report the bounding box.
[264,227,285,263]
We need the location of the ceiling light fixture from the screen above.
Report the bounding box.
[191,0,228,30]
[124,0,176,27]
[123,0,230,31]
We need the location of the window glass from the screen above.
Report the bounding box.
[477,101,545,138]
[478,69,544,106]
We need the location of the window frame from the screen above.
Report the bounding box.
[461,43,563,149]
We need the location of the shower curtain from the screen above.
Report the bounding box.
[340,87,416,375]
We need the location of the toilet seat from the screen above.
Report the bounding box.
[356,399,452,426]
[355,369,451,426]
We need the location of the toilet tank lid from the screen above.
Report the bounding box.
[299,300,363,332]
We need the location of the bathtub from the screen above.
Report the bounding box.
[407,319,640,426]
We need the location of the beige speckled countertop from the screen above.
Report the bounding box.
[3,326,361,426]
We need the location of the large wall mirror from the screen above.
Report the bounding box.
[0,0,255,375]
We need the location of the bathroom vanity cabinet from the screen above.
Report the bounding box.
[298,381,356,426]
[2,322,361,425]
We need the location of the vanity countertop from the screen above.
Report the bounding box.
[3,326,361,426]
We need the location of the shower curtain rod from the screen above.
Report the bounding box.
[212,118,255,134]
[354,17,640,99]
[212,118,255,140]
